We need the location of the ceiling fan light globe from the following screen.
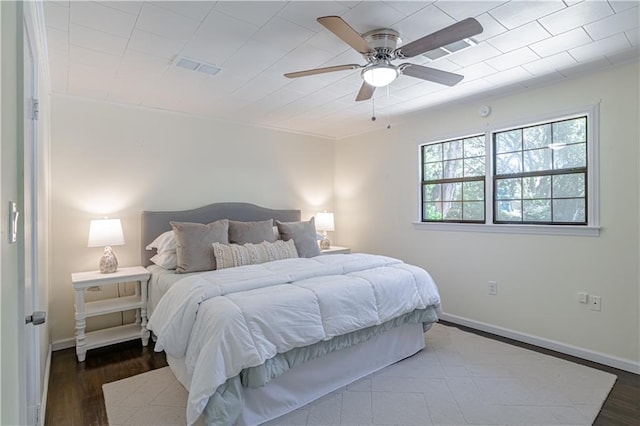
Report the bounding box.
[362,65,398,87]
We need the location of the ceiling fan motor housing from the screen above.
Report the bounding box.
[363,29,402,60]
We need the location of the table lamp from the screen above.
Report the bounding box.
[88,218,125,273]
[315,212,334,250]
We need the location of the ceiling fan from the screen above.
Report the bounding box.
[284,16,483,102]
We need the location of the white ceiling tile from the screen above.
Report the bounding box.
[153,1,215,20]
[457,61,498,81]
[278,2,350,31]
[569,32,631,62]
[340,1,408,34]
[249,17,315,53]
[69,2,137,38]
[626,28,640,45]
[45,26,69,52]
[214,1,284,27]
[394,5,456,44]
[44,2,69,32]
[538,1,613,35]
[584,5,640,40]
[136,3,201,42]
[384,1,432,16]
[559,57,612,77]
[529,28,592,57]
[303,29,353,55]
[484,47,540,71]
[488,22,551,53]
[68,63,116,99]
[427,57,464,73]
[69,45,121,73]
[118,50,172,75]
[100,1,143,16]
[263,45,343,81]
[483,66,532,86]
[473,13,508,42]
[447,43,502,67]
[434,1,507,20]
[522,51,577,75]
[128,29,185,60]
[107,72,162,105]
[520,71,566,88]
[489,0,566,30]
[608,0,640,13]
[69,24,128,57]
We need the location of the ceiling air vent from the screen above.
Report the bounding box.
[175,57,221,76]
[423,38,477,61]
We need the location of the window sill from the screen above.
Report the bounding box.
[412,222,600,237]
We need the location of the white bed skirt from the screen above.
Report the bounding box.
[168,322,426,425]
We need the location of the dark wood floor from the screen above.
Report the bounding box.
[45,322,639,425]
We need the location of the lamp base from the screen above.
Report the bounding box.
[319,237,331,250]
[99,246,118,274]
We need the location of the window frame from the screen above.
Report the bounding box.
[415,104,600,237]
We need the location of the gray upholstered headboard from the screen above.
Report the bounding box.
[141,202,301,267]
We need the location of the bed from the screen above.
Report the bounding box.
[141,202,441,426]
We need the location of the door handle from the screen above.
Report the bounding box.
[26,311,46,326]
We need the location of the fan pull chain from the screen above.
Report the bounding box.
[386,85,391,129]
[371,96,376,122]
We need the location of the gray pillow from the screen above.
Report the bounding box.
[171,219,229,273]
[276,217,321,258]
[228,219,276,244]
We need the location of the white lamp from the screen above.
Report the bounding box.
[315,212,335,250]
[362,63,398,87]
[88,218,125,274]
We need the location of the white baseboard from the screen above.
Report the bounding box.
[51,337,75,351]
[40,344,51,426]
[439,312,640,374]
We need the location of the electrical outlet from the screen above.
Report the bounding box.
[488,281,497,295]
[589,295,601,311]
[577,292,588,304]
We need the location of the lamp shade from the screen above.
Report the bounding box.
[362,64,398,87]
[88,218,125,247]
[315,212,335,232]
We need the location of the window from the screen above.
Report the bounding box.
[419,107,598,234]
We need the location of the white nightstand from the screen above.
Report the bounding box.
[320,246,351,255]
[71,266,151,362]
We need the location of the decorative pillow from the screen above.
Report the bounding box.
[145,230,176,253]
[228,219,276,244]
[171,219,229,273]
[212,239,298,269]
[276,217,321,258]
[150,251,178,270]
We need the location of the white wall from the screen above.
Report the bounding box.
[49,97,335,343]
[335,62,640,367]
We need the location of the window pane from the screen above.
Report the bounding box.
[463,201,484,221]
[496,200,522,221]
[553,199,585,223]
[523,176,551,199]
[464,136,485,157]
[423,184,441,202]
[443,159,463,179]
[423,203,442,220]
[463,181,484,201]
[464,156,485,177]
[424,162,442,180]
[553,173,585,198]
[423,144,441,162]
[442,182,462,201]
[495,129,522,153]
[495,152,522,175]
[553,143,586,169]
[443,140,463,160]
[523,124,551,150]
[523,200,551,222]
[523,148,552,172]
[553,117,586,144]
[496,178,522,200]
[443,202,462,220]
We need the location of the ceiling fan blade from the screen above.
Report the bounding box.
[355,82,375,102]
[284,64,361,79]
[400,64,464,86]
[318,16,372,54]
[396,18,483,58]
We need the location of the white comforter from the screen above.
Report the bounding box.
[147,253,440,425]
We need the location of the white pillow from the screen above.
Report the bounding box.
[150,251,178,270]
[212,239,298,269]
[145,230,176,253]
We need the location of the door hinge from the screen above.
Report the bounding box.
[32,98,39,121]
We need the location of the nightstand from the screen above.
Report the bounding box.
[71,266,151,362]
[320,246,351,255]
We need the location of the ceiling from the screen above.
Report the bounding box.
[43,1,640,139]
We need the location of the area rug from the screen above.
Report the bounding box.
[103,323,616,425]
